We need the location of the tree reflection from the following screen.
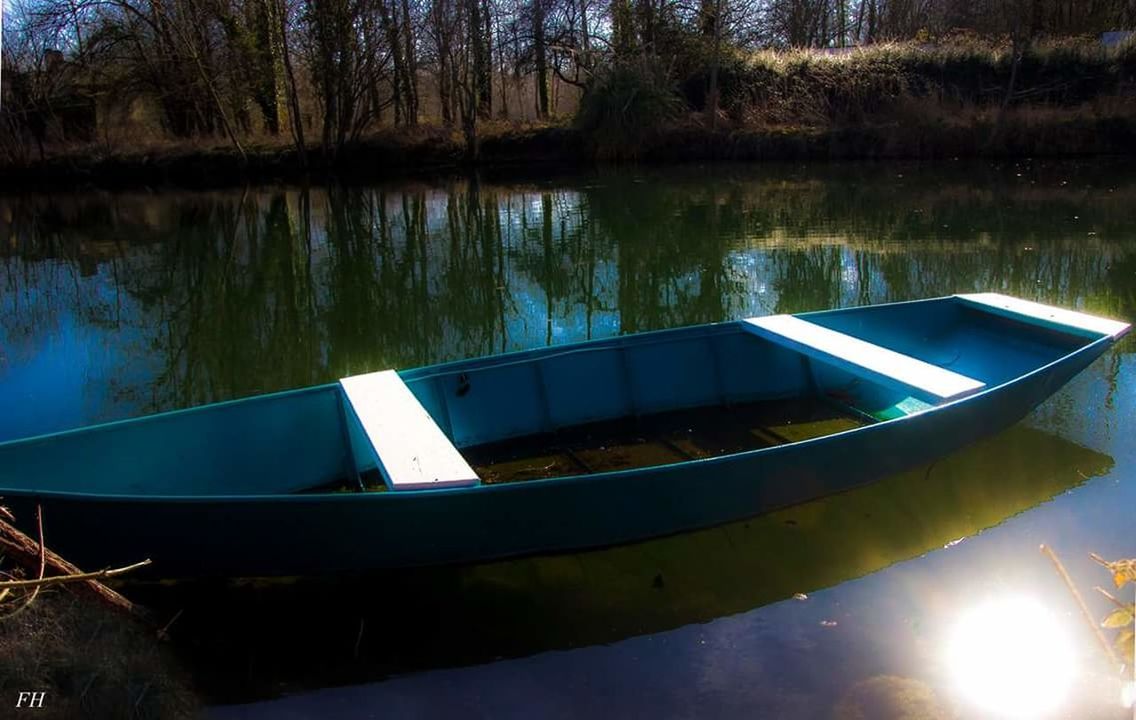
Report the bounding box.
[1,161,1134,433]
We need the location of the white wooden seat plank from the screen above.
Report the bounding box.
[742,314,985,401]
[340,370,479,490]
[956,293,1130,339]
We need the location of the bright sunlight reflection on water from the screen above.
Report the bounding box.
[946,596,1076,718]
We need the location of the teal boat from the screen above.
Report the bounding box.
[0,293,1128,577]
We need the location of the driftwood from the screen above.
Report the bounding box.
[0,504,152,623]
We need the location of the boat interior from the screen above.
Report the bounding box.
[461,397,873,485]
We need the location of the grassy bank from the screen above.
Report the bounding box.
[698,38,1136,126]
[0,593,198,719]
[0,124,586,190]
[2,39,1134,190]
[2,111,1132,190]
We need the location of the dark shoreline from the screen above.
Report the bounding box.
[2,117,1134,191]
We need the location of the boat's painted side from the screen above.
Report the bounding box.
[0,294,1127,577]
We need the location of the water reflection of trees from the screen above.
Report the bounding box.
[0,194,149,370]
[1,164,1134,422]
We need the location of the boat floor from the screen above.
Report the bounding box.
[462,397,874,485]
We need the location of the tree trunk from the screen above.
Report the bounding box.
[480,0,494,118]
[433,0,454,125]
[612,0,634,55]
[533,0,549,119]
[439,54,454,125]
[820,0,829,47]
[496,11,510,118]
[276,0,307,166]
[379,0,407,125]
[186,38,246,159]
[579,0,592,69]
[705,0,722,128]
[838,0,847,47]
[401,0,419,124]
[465,0,490,119]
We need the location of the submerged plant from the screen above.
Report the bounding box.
[1091,553,1136,670]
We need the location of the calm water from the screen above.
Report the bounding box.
[2,159,1134,718]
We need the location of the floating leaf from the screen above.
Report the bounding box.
[1102,606,1134,628]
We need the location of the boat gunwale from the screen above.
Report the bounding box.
[0,296,1125,503]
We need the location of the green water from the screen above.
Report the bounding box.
[2,159,1133,437]
[2,159,1134,717]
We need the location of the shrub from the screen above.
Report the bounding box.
[576,57,683,160]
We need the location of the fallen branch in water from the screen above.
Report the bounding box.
[0,503,151,622]
[0,559,152,590]
[0,505,48,620]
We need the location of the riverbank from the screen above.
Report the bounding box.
[2,108,1134,191]
[4,37,1135,191]
[0,124,584,191]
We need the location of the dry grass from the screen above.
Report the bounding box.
[707,38,1136,129]
[5,117,567,168]
[0,589,198,720]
